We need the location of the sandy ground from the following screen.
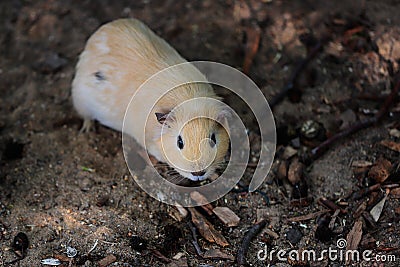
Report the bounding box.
[0,0,399,266]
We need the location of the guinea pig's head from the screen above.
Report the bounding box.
[155,106,229,181]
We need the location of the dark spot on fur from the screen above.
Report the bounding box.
[94,71,106,81]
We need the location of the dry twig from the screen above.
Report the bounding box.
[236,220,267,266]
[270,40,323,108]
[309,77,400,162]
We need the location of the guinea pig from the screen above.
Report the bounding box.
[72,18,230,181]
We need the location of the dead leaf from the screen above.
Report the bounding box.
[98,254,117,267]
[168,205,188,222]
[203,249,235,260]
[380,140,400,152]
[368,157,392,183]
[190,191,213,215]
[353,201,367,219]
[287,209,330,222]
[367,191,381,207]
[242,24,261,75]
[346,220,363,252]
[282,146,297,160]
[277,160,288,180]
[328,209,341,230]
[287,157,304,185]
[189,208,229,247]
[390,187,400,198]
[166,259,188,267]
[325,41,344,58]
[352,160,373,177]
[370,190,388,222]
[149,249,171,263]
[351,160,373,168]
[263,228,280,239]
[172,252,185,260]
[213,207,240,227]
[176,204,188,217]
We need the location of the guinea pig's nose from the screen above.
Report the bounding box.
[191,170,206,177]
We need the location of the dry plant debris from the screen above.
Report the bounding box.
[212,207,240,227]
[189,208,229,247]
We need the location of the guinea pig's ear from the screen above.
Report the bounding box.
[216,108,231,133]
[155,112,168,124]
[217,108,231,119]
[155,112,174,127]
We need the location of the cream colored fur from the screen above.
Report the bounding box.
[72,18,229,181]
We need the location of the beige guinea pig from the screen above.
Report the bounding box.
[72,18,229,181]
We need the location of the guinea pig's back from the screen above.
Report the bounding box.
[72,18,187,132]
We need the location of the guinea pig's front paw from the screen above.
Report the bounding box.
[79,119,94,133]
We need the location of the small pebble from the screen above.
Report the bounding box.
[286,226,302,245]
[12,232,29,256]
[66,246,78,258]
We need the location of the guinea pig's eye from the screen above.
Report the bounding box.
[210,133,216,148]
[177,135,184,149]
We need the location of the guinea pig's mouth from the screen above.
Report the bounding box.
[177,169,210,182]
[188,173,207,182]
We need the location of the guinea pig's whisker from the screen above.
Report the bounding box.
[168,174,186,185]
[166,170,179,175]
[154,163,170,167]
[154,162,169,165]
[219,162,259,167]
[165,170,180,178]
